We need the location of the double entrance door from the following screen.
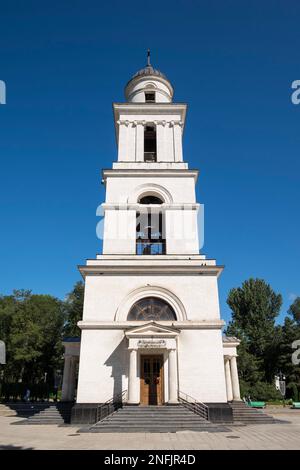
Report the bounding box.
[140,355,164,405]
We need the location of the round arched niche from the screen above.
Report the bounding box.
[114,286,187,322]
[127,297,177,321]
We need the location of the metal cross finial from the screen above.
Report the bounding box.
[147,49,151,66]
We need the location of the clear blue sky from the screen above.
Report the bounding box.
[0,1,299,325]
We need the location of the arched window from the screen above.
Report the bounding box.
[139,195,163,205]
[127,297,177,321]
[136,195,165,255]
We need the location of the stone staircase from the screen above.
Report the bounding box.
[1,402,73,425]
[230,401,276,424]
[84,405,230,433]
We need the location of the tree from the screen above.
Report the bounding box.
[226,278,282,386]
[63,281,84,338]
[227,278,282,355]
[0,290,65,386]
[0,293,18,380]
[276,312,300,400]
[288,297,300,325]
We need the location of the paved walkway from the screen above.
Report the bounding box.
[0,409,299,450]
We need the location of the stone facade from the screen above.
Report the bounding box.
[62,57,241,416]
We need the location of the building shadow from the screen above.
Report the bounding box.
[104,337,129,401]
[0,444,34,450]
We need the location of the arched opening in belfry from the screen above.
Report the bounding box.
[127,297,177,321]
[136,195,165,255]
[144,124,157,162]
[145,91,155,103]
[139,195,163,205]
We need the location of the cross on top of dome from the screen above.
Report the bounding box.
[124,50,174,103]
[129,49,168,82]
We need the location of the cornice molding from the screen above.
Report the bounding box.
[78,320,225,330]
[101,202,200,211]
[102,168,199,181]
[113,103,187,135]
[117,119,184,128]
[78,264,224,277]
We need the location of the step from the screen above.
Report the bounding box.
[96,421,213,427]
[89,426,229,433]
[84,403,231,434]
[229,403,276,424]
[109,412,202,418]
[101,415,208,423]
[11,403,73,424]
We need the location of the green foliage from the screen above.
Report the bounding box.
[288,297,300,325]
[63,281,84,338]
[241,380,282,401]
[277,318,300,378]
[0,290,65,386]
[226,278,282,384]
[0,282,84,395]
[226,278,300,401]
[288,382,299,402]
[227,278,282,356]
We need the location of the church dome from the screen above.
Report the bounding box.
[130,64,168,81]
[125,51,174,103]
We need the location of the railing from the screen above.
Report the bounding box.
[96,390,127,423]
[178,391,210,421]
[144,152,157,162]
[136,241,166,255]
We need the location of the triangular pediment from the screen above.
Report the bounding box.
[125,321,179,338]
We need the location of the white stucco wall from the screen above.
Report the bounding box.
[116,112,183,163]
[104,176,196,204]
[102,209,136,254]
[178,329,227,403]
[82,274,221,322]
[76,329,129,403]
[76,327,227,404]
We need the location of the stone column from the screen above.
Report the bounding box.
[135,121,145,162]
[224,356,233,402]
[168,348,178,404]
[127,348,139,404]
[156,120,166,161]
[68,357,77,401]
[117,121,128,161]
[230,355,241,401]
[61,355,75,402]
[173,121,183,162]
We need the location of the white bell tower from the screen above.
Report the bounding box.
[72,53,239,414]
[103,50,199,256]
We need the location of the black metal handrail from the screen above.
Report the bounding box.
[96,390,127,423]
[144,152,157,162]
[136,240,166,255]
[178,391,210,421]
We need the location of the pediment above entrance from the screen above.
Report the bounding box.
[125,321,180,339]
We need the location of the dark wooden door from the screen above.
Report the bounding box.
[140,355,164,405]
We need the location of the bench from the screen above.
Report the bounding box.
[247,401,266,408]
[292,402,300,409]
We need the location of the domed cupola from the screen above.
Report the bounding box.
[125,50,174,103]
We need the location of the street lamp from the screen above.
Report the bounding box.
[276,371,286,406]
